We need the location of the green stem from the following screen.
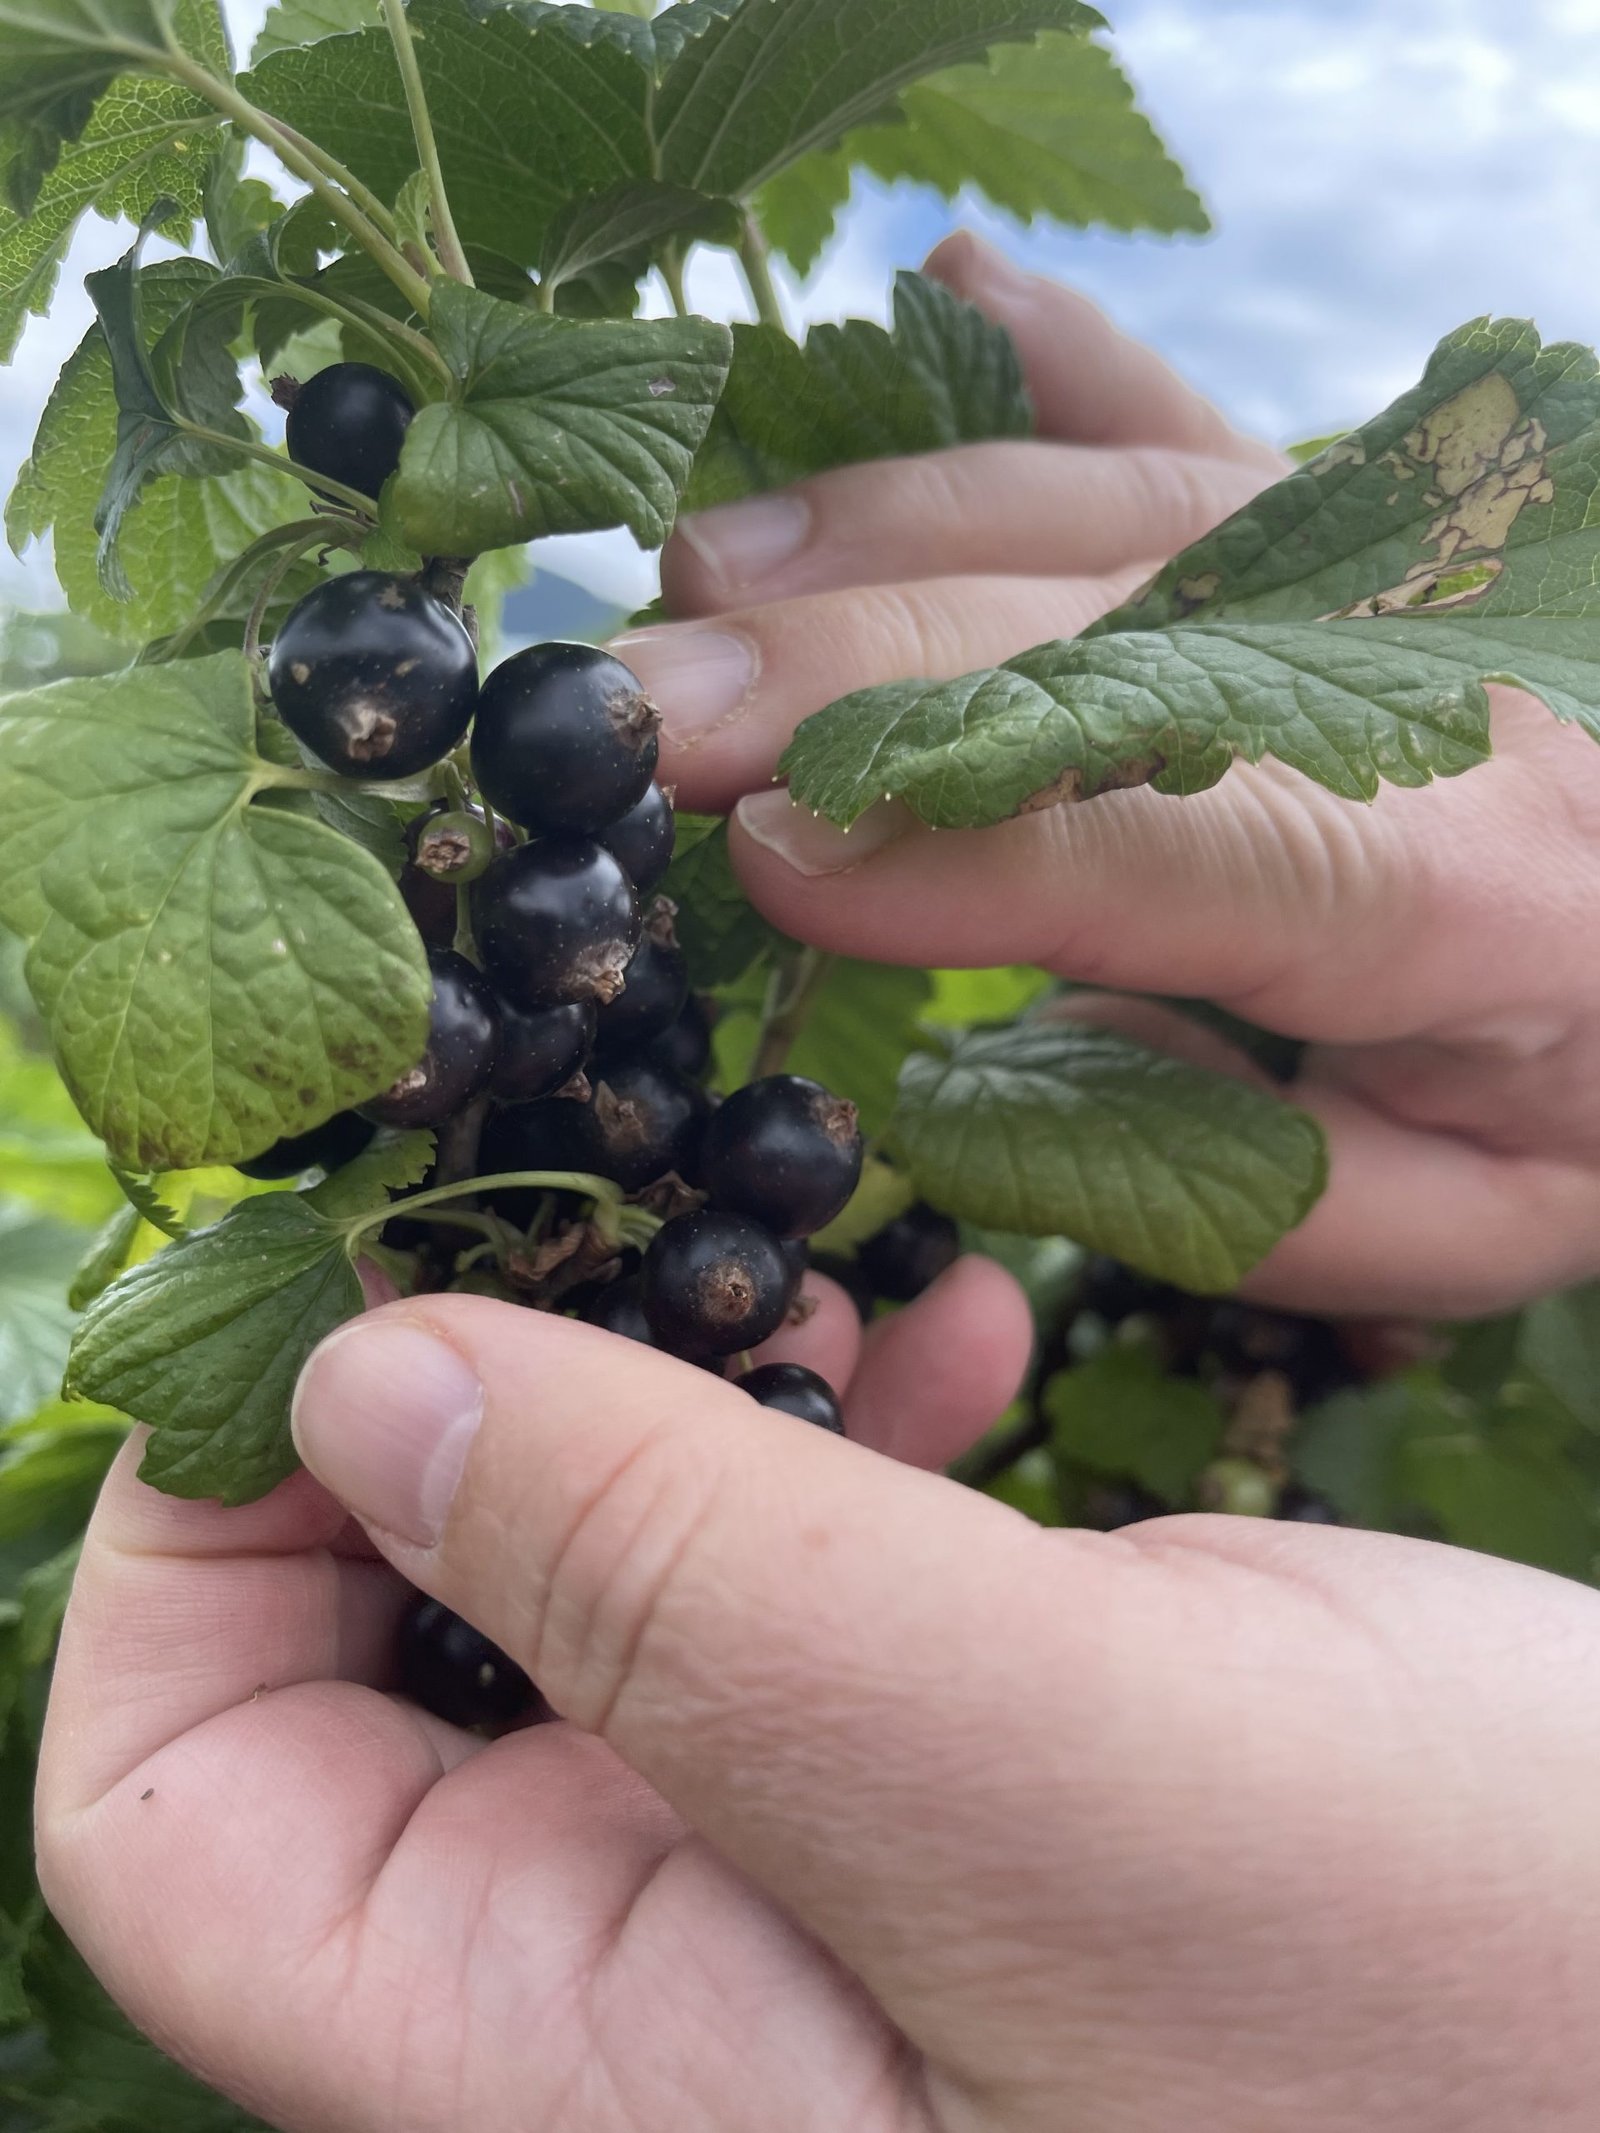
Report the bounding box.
[661,244,690,319]
[341,1170,622,1244]
[161,52,433,316]
[340,294,454,385]
[381,0,474,286]
[737,214,786,333]
[753,945,830,1077]
[269,118,402,243]
[144,518,363,664]
[182,422,379,518]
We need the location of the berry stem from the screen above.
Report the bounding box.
[381,0,476,288]
[752,944,831,1077]
[342,1170,623,1244]
[737,215,787,334]
[159,51,434,316]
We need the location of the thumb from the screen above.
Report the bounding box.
[289,1294,1071,2019]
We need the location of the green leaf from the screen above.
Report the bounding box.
[1045,1345,1226,1501]
[889,1023,1328,1292]
[1403,1413,1600,1582]
[0,653,432,1171]
[384,281,731,555]
[926,965,1053,1028]
[782,316,1600,827]
[659,814,781,984]
[307,1124,434,1217]
[0,0,227,361]
[788,960,933,1139]
[68,1193,361,1504]
[0,1205,85,1425]
[1517,1285,1600,1435]
[651,0,1102,199]
[245,0,653,269]
[0,1019,122,1227]
[685,270,1031,510]
[760,33,1207,276]
[251,0,380,62]
[984,1445,1063,1525]
[538,179,736,295]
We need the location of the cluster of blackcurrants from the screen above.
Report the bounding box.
[243,362,941,1727]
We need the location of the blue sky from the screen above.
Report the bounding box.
[4,0,1599,613]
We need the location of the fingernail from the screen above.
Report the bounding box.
[291,1318,483,1548]
[735,789,912,877]
[610,626,758,745]
[676,494,811,594]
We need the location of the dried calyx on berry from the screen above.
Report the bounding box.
[472,837,641,1010]
[595,898,690,1060]
[642,1211,800,1359]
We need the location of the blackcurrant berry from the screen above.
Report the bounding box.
[1079,1256,1175,1326]
[582,1277,724,1376]
[566,1059,708,1194]
[699,1075,863,1240]
[283,362,415,501]
[400,861,458,948]
[1208,1306,1358,1407]
[598,781,676,895]
[594,901,689,1060]
[649,994,714,1082]
[1083,1479,1169,1531]
[236,1110,375,1180]
[642,1211,799,1359]
[734,1362,846,1435]
[477,1097,588,1228]
[395,1596,545,1731]
[359,948,500,1129]
[268,572,478,782]
[809,1250,877,1324]
[1277,1483,1343,1525]
[472,837,641,1011]
[471,644,661,837]
[857,1203,960,1303]
[489,1000,596,1107]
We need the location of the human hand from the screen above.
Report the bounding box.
[38,1284,1600,2132]
[620,232,1600,1320]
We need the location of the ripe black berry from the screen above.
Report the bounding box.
[283,362,415,500]
[649,994,714,1081]
[268,572,478,781]
[396,1596,545,1731]
[1277,1483,1343,1525]
[1207,1306,1358,1408]
[582,1277,724,1376]
[734,1363,846,1435]
[1079,1256,1175,1326]
[360,948,500,1129]
[400,861,457,948]
[699,1075,863,1240]
[477,1096,588,1228]
[471,644,661,837]
[594,901,689,1060]
[237,1110,375,1181]
[598,781,676,895]
[642,1211,800,1359]
[857,1203,960,1303]
[810,1250,877,1324]
[489,1000,595,1106]
[566,1059,708,1194]
[472,838,641,1011]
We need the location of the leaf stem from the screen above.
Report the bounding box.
[661,244,690,319]
[161,52,434,316]
[737,214,787,333]
[144,518,364,663]
[752,944,831,1077]
[268,118,403,243]
[342,1170,622,1242]
[381,0,475,286]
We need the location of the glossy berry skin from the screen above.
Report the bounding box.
[269,572,478,782]
[471,644,661,837]
[360,949,500,1129]
[699,1075,863,1241]
[396,1597,544,1731]
[735,1362,846,1435]
[400,861,457,949]
[650,994,714,1081]
[599,781,676,896]
[489,1000,595,1107]
[594,917,689,1062]
[237,1110,374,1181]
[472,837,641,1012]
[1277,1483,1343,1525]
[810,1250,877,1325]
[284,362,415,500]
[857,1203,960,1303]
[642,1211,800,1359]
[582,1277,724,1376]
[567,1059,708,1194]
[477,1098,588,1229]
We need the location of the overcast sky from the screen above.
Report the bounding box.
[3,0,1598,612]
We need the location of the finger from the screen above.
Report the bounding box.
[924,230,1283,469]
[728,690,1600,1050]
[287,1298,1082,2030]
[616,569,1148,815]
[847,1257,1035,1470]
[660,439,1271,615]
[744,1271,864,1390]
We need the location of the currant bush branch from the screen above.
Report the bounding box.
[381,0,475,287]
